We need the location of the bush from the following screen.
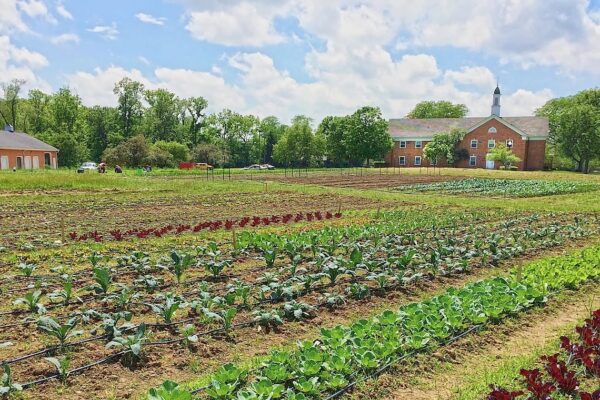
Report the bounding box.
[155,141,189,164]
[145,146,175,168]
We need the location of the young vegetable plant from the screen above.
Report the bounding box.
[252,310,283,333]
[206,363,248,400]
[44,356,70,384]
[170,251,194,284]
[148,380,192,400]
[37,317,83,348]
[87,267,113,294]
[180,324,198,349]
[148,293,183,325]
[14,290,46,314]
[204,259,231,280]
[0,365,22,395]
[203,307,237,333]
[107,323,147,368]
[16,262,37,277]
[49,279,77,305]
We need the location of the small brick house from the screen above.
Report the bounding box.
[0,127,59,170]
[385,87,549,170]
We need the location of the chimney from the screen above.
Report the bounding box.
[4,124,14,132]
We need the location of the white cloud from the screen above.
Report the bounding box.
[138,56,150,65]
[0,35,51,92]
[0,0,27,33]
[444,66,496,90]
[88,23,119,40]
[50,33,79,45]
[135,12,165,26]
[56,1,73,20]
[185,2,285,46]
[18,0,47,18]
[67,66,245,112]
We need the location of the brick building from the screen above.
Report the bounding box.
[0,126,59,170]
[385,87,549,170]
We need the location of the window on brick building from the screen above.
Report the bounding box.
[470,140,477,148]
[415,140,422,148]
[399,156,405,166]
[399,141,406,148]
[469,155,477,167]
[488,139,496,149]
[414,156,421,166]
[488,127,497,134]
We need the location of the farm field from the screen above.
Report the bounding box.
[0,168,599,400]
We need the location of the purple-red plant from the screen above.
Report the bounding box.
[486,386,524,400]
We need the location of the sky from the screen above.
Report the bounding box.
[1,0,600,123]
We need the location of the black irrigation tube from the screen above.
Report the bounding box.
[19,350,128,389]
[2,334,109,365]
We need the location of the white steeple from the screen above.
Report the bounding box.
[491,85,501,117]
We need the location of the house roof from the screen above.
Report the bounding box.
[389,115,549,140]
[0,130,59,152]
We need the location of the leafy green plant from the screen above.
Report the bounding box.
[180,324,198,349]
[282,301,314,321]
[148,380,192,400]
[37,316,83,347]
[204,259,231,279]
[14,290,46,314]
[0,364,22,395]
[107,323,147,367]
[87,267,113,294]
[49,279,77,305]
[16,261,37,277]
[252,310,283,333]
[44,356,70,384]
[203,307,237,332]
[170,251,194,284]
[148,293,183,324]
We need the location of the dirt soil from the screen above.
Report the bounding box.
[0,190,398,249]
[246,171,464,189]
[349,284,600,400]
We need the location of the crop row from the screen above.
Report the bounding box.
[1,212,591,388]
[487,308,600,400]
[1,212,596,391]
[397,178,599,198]
[3,212,591,326]
[68,211,342,242]
[140,245,600,400]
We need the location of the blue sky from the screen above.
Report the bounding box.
[1,0,600,122]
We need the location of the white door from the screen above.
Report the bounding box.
[486,160,495,169]
[52,157,57,169]
[0,156,8,170]
[24,156,32,169]
[32,156,40,169]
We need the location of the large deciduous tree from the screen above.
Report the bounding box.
[0,79,25,129]
[346,106,391,166]
[422,128,467,166]
[318,115,350,166]
[86,106,118,162]
[143,89,181,142]
[407,101,468,119]
[273,115,324,167]
[113,78,144,138]
[537,89,600,173]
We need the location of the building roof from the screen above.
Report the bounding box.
[389,115,549,140]
[494,86,501,95]
[0,130,59,152]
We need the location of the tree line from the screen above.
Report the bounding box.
[0,78,391,168]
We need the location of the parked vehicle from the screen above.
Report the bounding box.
[243,164,275,170]
[178,162,214,170]
[79,162,97,171]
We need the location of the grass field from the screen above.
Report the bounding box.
[0,168,598,400]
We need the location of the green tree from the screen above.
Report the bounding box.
[143,89,181,141]
[102,135,149,167]
[46,133,88,167]
[47,87,82,136]
[183,96,208,145]
[273,115,323,167]
[192,143,229,165]
[537,89,600,173]
[114,78,145,138]
[86,106,118,162]
[407,100,468,119]
[486,144,521,169]
[318,115,350,165]
[346,106,391,166]
[256,116,285,164]
[0,79,25,129]
[24,89,50,135]
[154,141,189,164]
[422,128,467,166]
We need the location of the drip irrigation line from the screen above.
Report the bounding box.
[322,324,483,400]
[19,350,127,389]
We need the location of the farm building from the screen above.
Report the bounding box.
[0,126,59,170]
[385,86,549,170]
